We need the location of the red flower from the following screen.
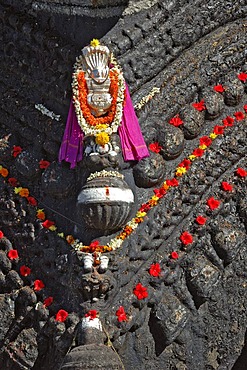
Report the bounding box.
[116,306,127,322]
[27,197,37,206]
[179,159,191,170]
[169,115,183,127]
[199,136,212,147]
[55,309,68,322]
[237,72,247,82]
[153,187,166,198]
[8,249,19,260]
[133,283,148,300]
[214,84,225,93]
[44,296,54,307]
[149,142,162,153]
[85,310,98,320]
[170,251,179,259]
[195,215,207,225]
[222,116,234,127]
[207,197,221,210]
[139,203,151,213]
[221,181,233,191]
[42,220,55,229]
[34,279,45,291]
[149,263,161,277]
[12,146,22,158]
[39,160,50,169]
[192,100,206,111]
[243,105,247,113]
[89,240,99,252]
[180,231,193,245]
[193,148,204,157]
[213,125,224,135]
[20,265,31,276]
[166,178,179,187]
[234,111,245,121]
[0,230,4,238]
[236,168,247,177]
[8,177,18,187]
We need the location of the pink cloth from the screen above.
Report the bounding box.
[59,84,149,168]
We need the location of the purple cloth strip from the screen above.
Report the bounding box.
[58,101,84,168]
[58,84,149,167]
[118,84,149,161]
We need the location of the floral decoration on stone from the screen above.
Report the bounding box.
[116,306,127,322]
[55,309,69,322]
[133,283,148,300]
[149,263,161,277]
[149,142,162,153]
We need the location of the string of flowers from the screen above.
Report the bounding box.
[1,103,246,255]
[1,163,245,324]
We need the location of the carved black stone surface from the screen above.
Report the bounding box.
[0,1,247,369]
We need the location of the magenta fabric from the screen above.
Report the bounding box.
[58,101,84,168]
[59,84,149,167]
[118,84,149,161]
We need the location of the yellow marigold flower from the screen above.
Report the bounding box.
[95,132,110,146]
[209,133,218,139]
[57,232,65,238]
[90,38,100,47]
[136,211,146,218]
[49,225,57,231]
[199,144,207,150]
[95,124,108,130]
[0,167,8,177]
[14,187,22,194]
[152,195,159,202]
[176,167,187,176]
[188,155,196,161]
[36,209,46,220]
[162,182,170,190]
[19,188,29,197]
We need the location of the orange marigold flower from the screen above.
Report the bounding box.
[0,167,9,177]
[20,265,31,276]
[8,249,19,260]
[36,210,45,220]
[66,235,75,245]
[133,283,148,300]
[55,309,68,322]
[19,188,29,197]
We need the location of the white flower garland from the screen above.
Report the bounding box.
[71,55,125,137]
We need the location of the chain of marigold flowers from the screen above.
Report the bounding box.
[0,104,246,254]
[0,164,245,328]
